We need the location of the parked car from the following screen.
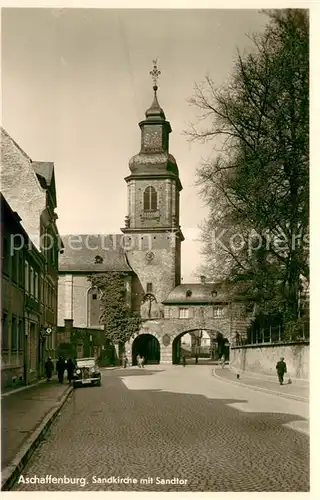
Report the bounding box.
[73,358,101,388]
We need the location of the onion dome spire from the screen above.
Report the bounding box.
[145,59,165,120]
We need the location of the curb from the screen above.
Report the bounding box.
[1,385,73,491]
[212,368,309,403]
[228,365,309,386]
[2,378,47,398]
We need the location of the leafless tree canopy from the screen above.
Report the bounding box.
[187,9,309,322]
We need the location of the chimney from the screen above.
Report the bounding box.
[64,318,74,343]
[200,275,206,284]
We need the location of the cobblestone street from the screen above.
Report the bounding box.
[13,366,309,492]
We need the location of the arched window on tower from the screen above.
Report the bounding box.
[143,186,157,211]
[87,287,101,327]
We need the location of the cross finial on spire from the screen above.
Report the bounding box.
[150,59,161,90]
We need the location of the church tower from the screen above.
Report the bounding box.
[121,61,184,317]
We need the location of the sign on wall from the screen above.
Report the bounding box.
[162,334,171,347]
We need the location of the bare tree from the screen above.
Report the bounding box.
[187,9,309,323]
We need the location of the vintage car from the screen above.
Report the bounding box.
[73,358,101,387]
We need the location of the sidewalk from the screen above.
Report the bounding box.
[213,367,309,401]
[1,376,73,490]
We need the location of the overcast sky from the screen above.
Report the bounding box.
[1,8,268,282]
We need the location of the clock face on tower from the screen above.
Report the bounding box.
[145,251,155,263]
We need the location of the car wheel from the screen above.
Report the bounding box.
[97,380,101,387]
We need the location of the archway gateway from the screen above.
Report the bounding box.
[132,334,160,365]
[172,330,230,364]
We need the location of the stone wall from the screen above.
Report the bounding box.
[125,317,234,365]
[230,342,309,380]
[126,233,178,310]
[130,178,177,229]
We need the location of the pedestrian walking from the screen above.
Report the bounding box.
[56,356,66,384]
[66,358,75,384]
[182,355,186,367]
[220,354,225,368]
[276,357,287,385]
[136,354,141,368]
[122,353,128,368]
[44,356,54,381]
[141,355,145,368]
[195,355,199,365]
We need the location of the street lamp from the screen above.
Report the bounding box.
[40,327,54,377]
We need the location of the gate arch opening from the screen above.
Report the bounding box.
[132,334,160,365]
[172,329,229,364]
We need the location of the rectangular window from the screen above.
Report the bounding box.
[11,316,18,350]
[164,307,171,319]
[19,252,24,285]
[146,282,153,293]
[213,307,224,318]
[34,272,38,300]
[18,320,24,351]
[30,267,34,296]
[92,294,97,300]
[3,237,11,276]
[39,275,42,302]
[2,313,9,349]
[25,261,29,293]
[179,308,189,319]
[77,344,83,358]
[12,249,19,283]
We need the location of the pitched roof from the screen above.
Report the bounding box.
[162,283,229,305]
[32,162,54,186]
[59,234,133,273]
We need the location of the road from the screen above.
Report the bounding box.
[13,365,309,492]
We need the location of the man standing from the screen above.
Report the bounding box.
[220,354,225,368]
[56,356,66,384]
[44,357,54,381]
[66,358,75,384]
[276,357,287,385]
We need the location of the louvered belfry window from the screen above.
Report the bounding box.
[144,186,157,211]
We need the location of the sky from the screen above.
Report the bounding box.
[1,8,268,282]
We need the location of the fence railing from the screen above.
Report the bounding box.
[233,321,309,346]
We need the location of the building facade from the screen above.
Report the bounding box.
[57,71,251,365]
[1,128,62,389]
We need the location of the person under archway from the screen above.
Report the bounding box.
[220,354,225,368]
